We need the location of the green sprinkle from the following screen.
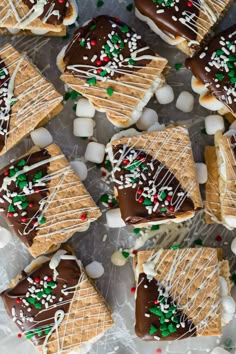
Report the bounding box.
[107,87,114,96]
[44,287,52,295]
[149,307,163,316]
[33,171,43,181]
[79,39,85,47]
[9,168,19,177]
[126,3,133,11]
[122,251,130,259]
[174,63,182,71]
[160,207,167,212]
[160,316,165,324]
[128,58,136,66]
[19,181,28,189]
[158,191,166,201]
[100,194,109,203]
[39,217,46,225]
[125,160,142,171]
[151,225,160,231]
[47,281,56,287]
[64,92,71,101]
[215,73,224,81]
[72,104,76,111]
[71,90,80,100]
[165,311,173,319]
[172,316,179,323]
[201,128,207,135]
[44,327,51,335]
[149,324,158,335]
[37,291,44,299]
[133,228,141,234]
[34,328,43,337]
[100,70,108,77]
[97,0,104,7]
[0,70,4,76]
[26,331,34,339]
[35,302,42,309]
[230,77,236,84]
[171,245,180,250]
[216,49,224,56]
[224,338,233,349]
[143,198,152,206]
[21,202,29,210]
[17,159,26,167]
[194,239,202,245]
[87,77,97,85]
[8,204,15,213]
[90,24,96,30]
[161,330,170,337]
[17,174,27,181]
[160,324,168,331]
[168,323,177,333]
[228,70,235,78]
[27,297,36,304]
[121,25,129,33]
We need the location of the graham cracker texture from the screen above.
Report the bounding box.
[136,248,226,337]
[0,27,66,37]
[60,58,168,128]
[26,144,101,257]
[204,146,221,224]
[111,126,202,221]
[0,1,76,34]
[175,0,232,56]
[0,43,62,155]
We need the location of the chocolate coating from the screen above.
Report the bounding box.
[64,15,155,80]
[186,25,236,114]
[135,273,196,340]
[23,0,69,25]
[112,145,194,225]
[1,254,81,346]
[0,59,10,151]
[135,0,199,43]
[0,150,50,247]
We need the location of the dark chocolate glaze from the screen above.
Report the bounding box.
[1,254,81,346]
[186,25,236,114]
[0,59,11,152]
[135,0,200,43]
[135,273,196,340]
[0,150,50,247]
[64,15,155,80]
[112,145,194,225]
[22,0,69,25]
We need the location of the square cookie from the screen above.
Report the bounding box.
[58,15,168,128]
[135,0,232,56]
[135,248,230,341]
[1,249,113,352]
[108,126,202,226]
[0,0,78,36]
[0,43,63,155]
[0,144,101,257]
[186,25,236,122]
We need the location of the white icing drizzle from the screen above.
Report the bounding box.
[42,309,65,354]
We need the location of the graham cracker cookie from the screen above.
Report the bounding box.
[0,0,78,36]
[204,146,221,224]
[108,126,202,226]
[135,0,232,56]
[0,43,63,155]
[0,143,101,257]
[135,248,230,340]
[1,249,113,353]
[58,15,168,128]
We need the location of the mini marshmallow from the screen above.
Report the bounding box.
[106,208,125,228]
[136,108,158,131]
[111,251,127,266]
[70,160,88,181]
[0,227,12,248]
[63,0,79,26]
[147,122,165,132]
[191,76,208,95]
[222,295,235,314]
[73,118,94,137]
[199,92,224,111]
[230,120,236,130]
[111,128,139,141]
[222,312,234,326]
[211,347,231,354]
[176,91,194,113]
[205,115,225,135]
[76,98,96,118]
[85,142,105,163]
[30,127,53,148]
[219,276,228,297]
[155,84,174,105]
[231,237,236,255]
[85,261,104,279]
[195,163,208,184]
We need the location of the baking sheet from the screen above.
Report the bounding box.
[0,1,236,353]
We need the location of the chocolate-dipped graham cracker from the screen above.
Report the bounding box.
[58,15,168,128]
[0,0,78,36]
[134,248,231,340]
[186,25,236,122]
[0,43,63,155]
[135,0,232,56]
[108,126,202,226]
[1,249,113,353]
[0,144,101,257]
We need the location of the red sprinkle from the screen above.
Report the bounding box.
[102,172,106,177]
[17,334,22,338]
[47,276,52,281]
[21,217,27,223]
[34,277,40,283]
[132,250,137,255]
[4,170,9,176]
[96,59,102,66]
[108,202,114,208]
[169,206,175,212]
[131,287,136,294]
[154,300,159,305]
[137,189,142,195]
[35,188,40,193]
[114,17,120,22]
[77,37,83,42]
[29,203,33,208]
[166,196,172,202]
[187,1,193,6]
[123,159,129,165]
[103,56,109,63]
[216,235,222,242]
[97,68,102,74]
[16,298,21,304]
[58,0,65,3]
[138,197,144,203]
[90,39,97,46]
[80,214,87,221]
[8,212,13,217]
[33,220,38,226]
[156,349,162,354]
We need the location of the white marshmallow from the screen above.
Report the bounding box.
[211,347,231,354]
[0,227,12,248]
[111,128,139,141]
[147,122,165,132]
[222,312,234,326]
[136,108,158,131]
[195,163,208,184]
[219,276,228,297]
[30,127,53,148]
[106,208,125,228]
[224,216,236,229]
[231,237,236,255]
[70,160,88,181]
[111,251,127,266]
[176,91,194,113]
[230,120,236,130]
[85,261,104,279]
[63,0,79,26]
[224,129,236,136]
[191,76,208,95]
[199,92,224,111]
[85,142,105,163]
[73,118,94,137]
[155,84,174,105]
[222,296,235,314]
[76,98,96,118]
[205,115,225,135]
